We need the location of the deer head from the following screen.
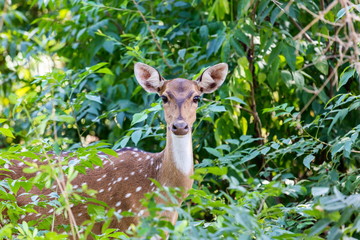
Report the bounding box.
[134,62,228,136]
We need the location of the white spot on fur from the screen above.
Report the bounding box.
[124,177,129,181]
[125,193,131,198]
[116,201,121,207]
[138,210,145,216]
[136,186,142,192]
[130,171,135,175]
[99,189,104,193]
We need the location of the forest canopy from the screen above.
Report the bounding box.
[0,0,359,239]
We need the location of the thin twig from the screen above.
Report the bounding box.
[22,104,80,239]
[299,3,343,27]
[294,0,339,40]
[248,1,264,145]
[0,0,9,31]
[272,0,313,42]
[131,0,171,68]
[297,60,345,119]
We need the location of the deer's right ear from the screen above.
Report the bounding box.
[134,62,164,93]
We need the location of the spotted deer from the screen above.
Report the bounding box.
[0,62,228,236]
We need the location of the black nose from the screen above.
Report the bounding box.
[171,120,189,135]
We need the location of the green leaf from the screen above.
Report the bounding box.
[268,42,283,66]
[0,119,7,124]
[303,154,315,169]
[96,67,114,75]
[204,147,222,158]
[230,37,245,56]
[131,130,142,145]
[208,105,226,112]
[314,57,329,75]
[19,151,40,159]
[311,187,329,197]
[0,128,15,138]
[239,151,259,164]
[221,39,230,62]
[293,71,305,88]
[328,109,349,134]
[338,68,355,90]
[54,115,75,123]
[100,148,118,157]
[116,136,130,149]
[308,218,331,236]
[261,147,271,155]
[88,62,108,72]
[103,40,114,54]
[85,94,102,104]
[226,96,247,105]
[282,43,296,71]
[199,25,209,44]
[131,112,148,126]
[234,29,250,46]
[206,167,228,176]
[178,49,186,60]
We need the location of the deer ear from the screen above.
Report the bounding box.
[134,62,164,93]
[196,63,228,94]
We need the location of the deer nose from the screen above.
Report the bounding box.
[171,120,189,135]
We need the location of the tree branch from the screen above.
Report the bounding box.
[131,0,171,68]
[294,0,339,40]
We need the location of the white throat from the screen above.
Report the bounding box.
[170,133,193,175]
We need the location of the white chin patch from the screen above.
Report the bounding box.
[171,133,193,175]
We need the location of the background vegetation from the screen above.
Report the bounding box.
[0,0,359,239]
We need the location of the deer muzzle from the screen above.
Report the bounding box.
[171,120,189,135]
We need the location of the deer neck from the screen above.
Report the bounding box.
[159,130,194,188]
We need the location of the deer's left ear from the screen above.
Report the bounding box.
[196,63,228,94]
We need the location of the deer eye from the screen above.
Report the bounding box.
[161,95,169,104]
[193,96,200,103]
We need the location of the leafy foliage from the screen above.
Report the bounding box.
[0,0,359,239]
